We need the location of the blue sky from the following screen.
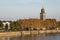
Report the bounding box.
[0,0,60,21]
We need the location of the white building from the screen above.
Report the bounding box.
[2,22,10,31]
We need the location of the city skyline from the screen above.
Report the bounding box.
[0,0,60,21]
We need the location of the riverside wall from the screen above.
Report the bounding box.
[0,30,60,37]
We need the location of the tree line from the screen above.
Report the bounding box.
[0,19,60,31]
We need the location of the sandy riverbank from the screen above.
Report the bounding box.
[0,30,60,37]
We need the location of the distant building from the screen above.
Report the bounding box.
[2,21,10,31]
[40,8,46,21]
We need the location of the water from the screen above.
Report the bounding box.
[0,33,60,40]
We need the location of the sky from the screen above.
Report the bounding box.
[0,0,60,21]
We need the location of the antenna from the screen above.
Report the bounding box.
[41,0,45,8]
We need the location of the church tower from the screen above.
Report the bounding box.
[40,8,46,21]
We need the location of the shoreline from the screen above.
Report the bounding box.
[0,30,60,37]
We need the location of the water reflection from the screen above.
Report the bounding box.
[0,37,10,40]
[0,33,60,40]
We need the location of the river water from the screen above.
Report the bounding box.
[0,33,60,40]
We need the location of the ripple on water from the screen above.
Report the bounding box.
[0,33,60,40]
